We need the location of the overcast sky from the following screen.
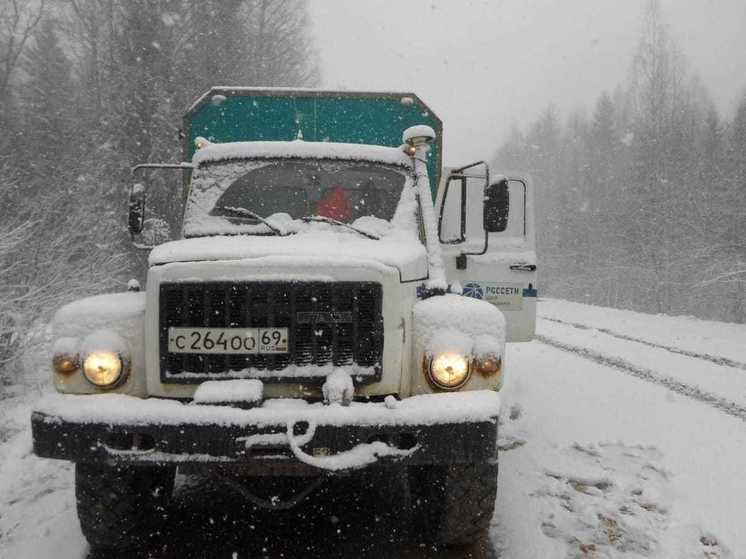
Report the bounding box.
[311,0,746,164]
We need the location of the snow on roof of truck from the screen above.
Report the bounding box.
[183,87,443,196]
[186,86,425,113]
[192,140,414,168]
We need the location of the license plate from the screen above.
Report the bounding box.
[168,327,288,354]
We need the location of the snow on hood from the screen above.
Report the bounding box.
[54,292,145,336]
[148,229,428,282]
[193,140,413,168]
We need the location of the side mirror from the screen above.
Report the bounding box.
[140,218,171,246]
[128,183,145,235]
[484,179,509,233]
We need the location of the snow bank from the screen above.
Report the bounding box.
[34,390,501,428]
[192,140,412,168]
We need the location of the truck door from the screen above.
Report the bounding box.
[436,165,537,342]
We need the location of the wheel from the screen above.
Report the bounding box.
[75,462,175,551]
[409,461,498,547]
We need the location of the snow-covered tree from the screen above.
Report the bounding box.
[21,18,76,177]
[0,0,320,381]
[493,0,746,323]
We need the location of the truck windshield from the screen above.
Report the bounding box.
[184,159,408,237]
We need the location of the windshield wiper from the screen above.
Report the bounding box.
[300,215,380,240]
[218,206,287,236]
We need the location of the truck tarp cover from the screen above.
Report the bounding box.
[183,87,443,196]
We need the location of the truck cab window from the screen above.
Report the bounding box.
[415,194,427,245]
[187,159,408,236]
[446,176,526,241]
[212,161,315,220]
[439,177,464,243]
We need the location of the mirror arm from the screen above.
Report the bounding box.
[457,229,488,270]
[131,162,194,177]
[452,161,490,182]
[451,161,490,270]
[438,176,467,244]
[131,240,157,250]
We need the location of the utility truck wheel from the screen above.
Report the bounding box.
[409,461,498,547]
[75,463,175,551]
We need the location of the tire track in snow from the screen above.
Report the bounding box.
[535,334,746,422]
[540,316,746,372]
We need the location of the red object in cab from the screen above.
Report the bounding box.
[315,186,352,221]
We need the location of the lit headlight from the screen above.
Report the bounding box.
[83,351,125,387]
[427,352,471,390]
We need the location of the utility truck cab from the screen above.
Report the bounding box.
[31,88,536,551]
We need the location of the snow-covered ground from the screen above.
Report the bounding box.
[496,300,746,558]
[2,299,745,558]
[539,299,746,369]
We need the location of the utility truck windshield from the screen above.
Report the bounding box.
[184,159,408,237]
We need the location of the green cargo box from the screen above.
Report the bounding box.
[183,87,443,197]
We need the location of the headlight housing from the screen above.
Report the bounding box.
[474,354,502,376]
[53,353,80,375]
[83,351,126,388]
[426,352,471,390]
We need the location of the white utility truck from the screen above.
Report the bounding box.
[31,88,536,551]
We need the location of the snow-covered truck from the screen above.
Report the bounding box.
[30,88,537,550]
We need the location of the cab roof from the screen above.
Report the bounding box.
[183,87,442,196]
[192,139,413,169]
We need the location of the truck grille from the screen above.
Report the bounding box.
[159,281,383,384]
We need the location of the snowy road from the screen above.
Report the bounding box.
[2,300,746,558]
[496,301,746,558]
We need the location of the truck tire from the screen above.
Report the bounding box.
[409,461,498,547]
[75,463,175,551]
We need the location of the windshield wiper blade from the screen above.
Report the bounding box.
[300,215,380,240]
[218,206,287,236]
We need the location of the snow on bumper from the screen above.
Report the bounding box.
[31,391,500,471]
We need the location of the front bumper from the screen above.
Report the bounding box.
[31,391,500,471]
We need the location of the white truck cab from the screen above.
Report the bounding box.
[31,88,536,552]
